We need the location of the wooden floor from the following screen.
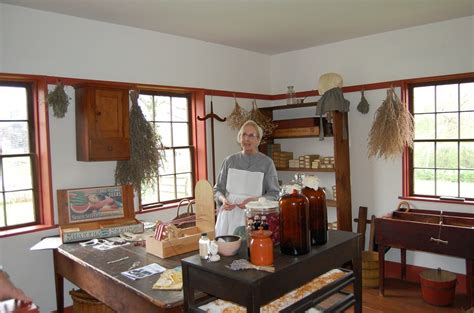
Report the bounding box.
[320,278,472,313]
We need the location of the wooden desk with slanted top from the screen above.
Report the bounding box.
[375,208,474,308]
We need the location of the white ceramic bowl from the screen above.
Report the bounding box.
[215,235,242,256]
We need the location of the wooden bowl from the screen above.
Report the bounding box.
[215,235,241,256]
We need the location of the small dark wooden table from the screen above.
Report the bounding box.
[375,208,474,308]
[182,230,362,312]
[53,242,196,313]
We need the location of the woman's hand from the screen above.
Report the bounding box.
[237,197,258,209]
[221,198,236,211]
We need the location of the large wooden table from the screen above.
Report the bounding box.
[182,230,362,312]
[53,242,196,313]
[375,208,474,308]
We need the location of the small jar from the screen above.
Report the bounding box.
[245,198,280,246]
[198,233,210,259]
[287,86,296,105]
[279,176,310,255]
[250,229,273,266]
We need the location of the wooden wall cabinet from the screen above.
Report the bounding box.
[260,102,352,232]
[75,84,130,161]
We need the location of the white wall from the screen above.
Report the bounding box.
[0,3,473,311]
[270,16,474,273]
[0,4,270,312]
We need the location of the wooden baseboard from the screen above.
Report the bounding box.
[384,260,467,293]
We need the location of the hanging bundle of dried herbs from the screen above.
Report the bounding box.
[367,88,414,159]
[248,99,277,141]
[115,91,164,192]
[47,82,70,118]
[227,98,249,130]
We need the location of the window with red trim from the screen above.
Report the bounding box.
[138,91,195,210]
[406,76,474,201]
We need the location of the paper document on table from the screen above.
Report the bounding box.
[121,263,166,280]
[30,237,63,250]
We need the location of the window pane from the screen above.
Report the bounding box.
[176,173,192,198]
[141,177,158,204]
[172,97,189,122]
[414,114,435,139]
[413,86,435,113]
[460,82,474,111]
[172,123,189,147]
[175,148,191,173]
[160,149,174,175]
[157,123,171,147]
[460,112,474,139]
[436,84,458,112]
[3,156,33,191]
[159,175,175,201]
[460,170,474,198]
[413,142,434,168]
[436,169,458,197]
[414,169,435,195]
[155,96,171,121]
[5,190,35,226]
[0,86,28,120]
[0,122,30,155]
[138,95,154,120]
[436,142,458,169]
[436,113,458,139]
[460,142,474,169]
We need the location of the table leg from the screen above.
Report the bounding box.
[467,259,473,308]
[53,250,64,312]
[401,248,406,280]
[353,236,363,313]
[182,265,195,311]
[378,245,385,296]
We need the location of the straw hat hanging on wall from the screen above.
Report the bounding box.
[318,73,343,95]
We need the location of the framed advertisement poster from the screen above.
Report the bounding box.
[64,186,125,223]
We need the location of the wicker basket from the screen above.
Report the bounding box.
[70,289,114,313]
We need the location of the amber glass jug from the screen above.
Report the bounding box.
[301,175,328,245]
[279,178,310,256]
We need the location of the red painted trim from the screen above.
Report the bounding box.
[384,260,467,293]
[204,89,272,100]
[192,91,208,181]
[0,224,57,238]
[399,195,474,206]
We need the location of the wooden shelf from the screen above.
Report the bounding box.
[261,101,318,111]
[276,167,336,173]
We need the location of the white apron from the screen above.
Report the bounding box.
[215,168,264,237]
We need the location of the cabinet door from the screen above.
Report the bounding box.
[93,89,128,139]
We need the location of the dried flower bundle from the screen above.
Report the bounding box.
[227,100,249,130]
[115,91,164,192]
[248,100,277,141]
[367,88,414,159]
[47,82,70,118]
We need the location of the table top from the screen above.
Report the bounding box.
[58,241,193,309]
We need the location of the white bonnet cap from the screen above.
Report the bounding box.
[318,73,343,95]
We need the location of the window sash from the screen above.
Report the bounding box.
[408,77,474,201]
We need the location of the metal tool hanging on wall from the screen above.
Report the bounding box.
[197,96,226,185]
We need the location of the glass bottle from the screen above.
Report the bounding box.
[287,86,296,105]
[279,177,310,255]
[198,233,210,259]
[301,175,328,245]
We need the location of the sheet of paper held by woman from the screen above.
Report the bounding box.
[214,120,280,237]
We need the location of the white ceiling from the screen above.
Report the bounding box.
[2,0,473,55]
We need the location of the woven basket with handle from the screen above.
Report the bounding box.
[69,289,114,313]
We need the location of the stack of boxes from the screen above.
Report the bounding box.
[320,156,335,169]
[299,154,320,169]
[272,151,294,169]
[260,143,281,157]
